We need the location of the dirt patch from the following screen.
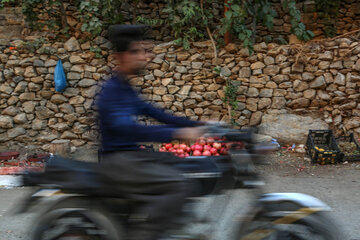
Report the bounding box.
[258,149,360,178]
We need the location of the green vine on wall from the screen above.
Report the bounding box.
[314,0,341,37]
[282,0,314,41]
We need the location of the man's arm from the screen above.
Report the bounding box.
[101,104,178,142]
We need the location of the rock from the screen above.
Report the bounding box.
[32,119,47,130]
[258,98,272,110]
[225,43,238,53]
[302,72,315,81]
[324,73,334,83]
[160,78,173,87]
[0,84,13,94]
[51,94,68,104]
[61,131,78,139]
[7,127,25,138]
[35,106,55,119]
[184,99,196,107]
[13,113,27,124]
[37,132,58,143]
[247,87,259,97]
[339,102,357,110]
[330,61,343,69]
[67,72,81,80]
[63,88,80,97]
[272,75,289,84]
[7,96,19,105]
[319,51,333,60]
[69,96,85,105]
[2,106,18,116]
[318,61,330,70]
[288,98,310,108]
[246,98,258,112]
[203,92,217,101]
[81,86,98,98]
[59,104,75,114]
[292,63,304,73]
[249,111,263,125]
[344,118,360,130]
[239,67,251,77]
[264,65,280,75]
[259,89,273,98]
[50,123,70,132]
[251,62,265,70]
[310,76,326,89]
[178,85,192,95]
[24,66,37,77]
[354,59,360,71]
[334,115,342,126]
[192,62,203,69]
[258,114,328,143]
[293,80,309,92]
[69,56,85,64]
[334,73,345,85]
[154,69,164,77]
[175,66,187,73]
[14,82,27,93]
[78,79,96,87]
[220,67,231,77]
[64,37,80,52]
[153,87,167,95]
[264,56,275,65]
[19,93,35,101]
[44,59,57,67]
[168,85,180,94]
[0,115,13,128]
[271,97,286,109]
[22,101,36,113]
[318,90,331,100]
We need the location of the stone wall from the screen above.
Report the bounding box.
[0,35,359,150]
[0,7,23,39]
[0,36,113,150]
[139,39,360,139]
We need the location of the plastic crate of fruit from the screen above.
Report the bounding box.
[336,133,360,161]
[305,130,343,165]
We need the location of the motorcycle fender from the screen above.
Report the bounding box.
[258,192,331,211]
[20,189,83,214]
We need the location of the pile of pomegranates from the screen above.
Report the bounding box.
[159,137,233,158]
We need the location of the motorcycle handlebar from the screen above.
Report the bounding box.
[200,125,255,143]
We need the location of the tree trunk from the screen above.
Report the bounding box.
[224,0,231,44]
[251,1,258,44]
[58,0,68,29]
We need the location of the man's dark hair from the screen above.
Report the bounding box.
[108,24,145,52]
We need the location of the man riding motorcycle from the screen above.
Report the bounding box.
[97,24,204,240]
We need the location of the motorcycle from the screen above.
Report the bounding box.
[17,126,343,240]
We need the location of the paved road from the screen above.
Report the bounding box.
[0,168,359,240]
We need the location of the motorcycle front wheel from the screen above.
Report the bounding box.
[30,199,122,240]
[236,210,344,240]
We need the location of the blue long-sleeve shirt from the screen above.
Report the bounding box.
[97,73,198,152]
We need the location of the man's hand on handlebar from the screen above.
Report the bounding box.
[173,127,205,140]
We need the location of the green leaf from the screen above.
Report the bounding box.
[231,4,241,12]
[299,22,305,30]
[307,30,315,38]
[225,10,233,19]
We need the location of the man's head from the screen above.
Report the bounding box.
[108,24,151,75]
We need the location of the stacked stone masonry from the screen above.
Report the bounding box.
[0,36,359,149]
